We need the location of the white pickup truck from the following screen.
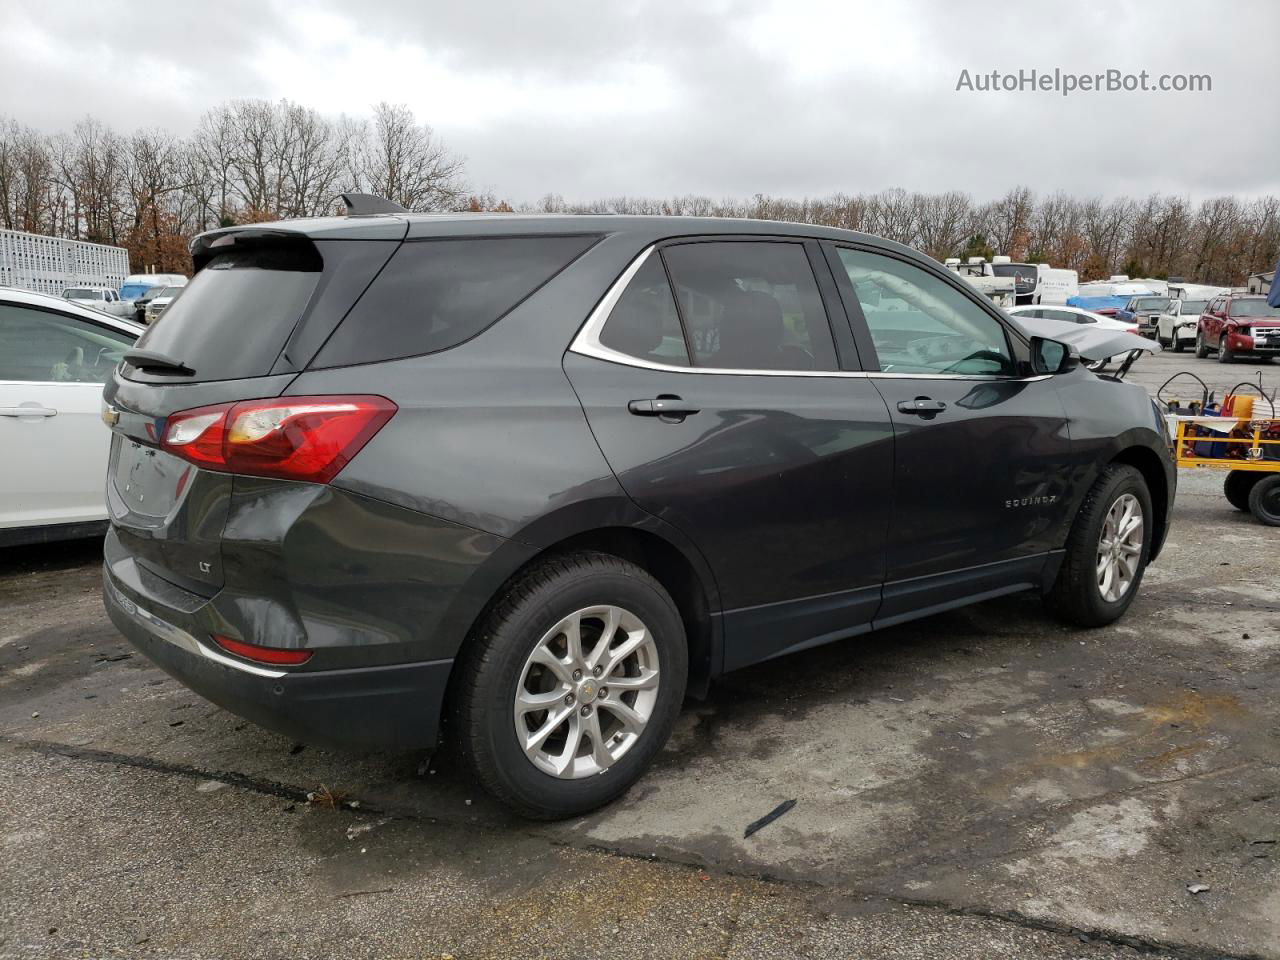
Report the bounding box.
[61,286,134,319]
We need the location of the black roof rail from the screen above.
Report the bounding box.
[340,192,409,216]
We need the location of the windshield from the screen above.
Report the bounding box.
[1178,300,1207,315]
[1132,297,1169,311]
[63,288,102,299]
[119,283,153,299]
[991,263,1037,282]
[1230,299,1276,318]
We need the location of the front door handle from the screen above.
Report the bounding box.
[0,405,57,418]
[628,396,700,419]
[897,398,947,415]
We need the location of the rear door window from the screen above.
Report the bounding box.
[312,235,598,368]
[659,241,838,371]
[128,241,321,382]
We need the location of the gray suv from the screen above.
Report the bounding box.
[102,199,1174,818]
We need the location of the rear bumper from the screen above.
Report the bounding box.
[103,562,451,752]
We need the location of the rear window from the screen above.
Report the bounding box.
[128,242,321,382]
[311,235,597,369]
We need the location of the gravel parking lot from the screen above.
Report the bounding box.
[2,351,1278,960]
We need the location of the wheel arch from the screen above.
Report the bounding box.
[453,520,721,701]
[1110,445,1171,560]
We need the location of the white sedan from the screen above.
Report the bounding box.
[1006,304,1140,371]
[0,287,142,545]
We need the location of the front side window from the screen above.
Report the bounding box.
[0,303,133,383]
[835,248,1014,376]
[598,254,690,366]
[660,241,838,371]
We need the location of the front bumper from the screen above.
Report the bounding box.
[103,562,452,752]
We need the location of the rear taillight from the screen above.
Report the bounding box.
[212,634,313,666]
[161,395,396,484]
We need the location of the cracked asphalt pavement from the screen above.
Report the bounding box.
[2,352,1279,959]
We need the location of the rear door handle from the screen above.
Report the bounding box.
[896,398,947,415]
[628,397,700,418]
[0,405,57,418]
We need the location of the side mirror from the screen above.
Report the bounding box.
[1030,336,1078,375]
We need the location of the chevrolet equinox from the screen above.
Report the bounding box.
[103,198,1175,818]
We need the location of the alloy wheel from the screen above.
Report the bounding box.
[514,605,660,779]
[1096,493,1144,603]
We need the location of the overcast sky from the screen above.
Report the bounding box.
[2,0,1277,203]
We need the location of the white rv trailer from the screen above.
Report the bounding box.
[944,256,1077,305]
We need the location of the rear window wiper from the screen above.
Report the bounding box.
[123,349,195,376]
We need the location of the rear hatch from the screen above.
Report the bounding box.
[103,224,404,596]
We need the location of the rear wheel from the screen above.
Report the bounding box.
[1218,335,1234,363]
[1224,470,1262,512]
[1195,330,1210,359]
[452,551,687,819]
[1249,475,1280,527]
[1046,464,1152,627]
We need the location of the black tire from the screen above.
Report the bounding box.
[1045,464,1153,628]
[1158,336,1171,348]
[1224,470,1262,512]
[1172,337,1185,353]
[1249,475,1280,527]
[1195,330,1210,359]
[1218,335,1234,363]
[452,551,688,819]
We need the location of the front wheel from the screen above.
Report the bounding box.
[452,551,688,819]
[1195,331,1210,359]
[1046,464,1153,627]
[1249,475,1280,527]
[1218,336,1234,363]
[1172,337,1185,353]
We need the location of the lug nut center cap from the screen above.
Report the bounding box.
[578,679,597,701]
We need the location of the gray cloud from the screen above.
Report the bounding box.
[2,0,1276,202]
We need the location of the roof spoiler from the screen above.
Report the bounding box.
[340,192,409,215]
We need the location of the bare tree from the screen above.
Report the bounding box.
[350,102,466,212]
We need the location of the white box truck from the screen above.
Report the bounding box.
[0,229,130,299]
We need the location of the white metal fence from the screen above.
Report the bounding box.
[0,229,130,297]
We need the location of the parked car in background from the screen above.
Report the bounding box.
[1115,295,1171,338]
[1006,304,1140,371]
[143,285,184,324]
[1155,299,1208,352]
[101,206,1176,819]
[1195,293,1280,362]
[62,286,133,318]
[131,284,170,322]
[119,273,188,305]
[0,287,142,545]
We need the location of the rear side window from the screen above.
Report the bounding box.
[129,242,321,382]
[660,241,838,371]
[312,235,598,368]
[598,255,690,366]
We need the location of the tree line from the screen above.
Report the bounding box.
[2,99,1276,286]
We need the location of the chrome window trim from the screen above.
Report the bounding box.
[568,244,1049,383]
